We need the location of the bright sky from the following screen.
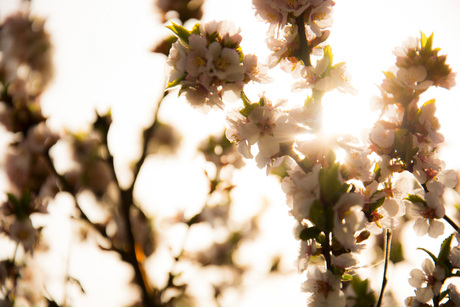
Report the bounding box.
[2,0,460,305]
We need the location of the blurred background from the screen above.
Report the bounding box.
[1,0,460,306]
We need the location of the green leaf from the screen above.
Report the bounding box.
[166,21,192,45]
[239,92,258,117]
[405,194,426,205]
[350,276,377,307]
[420,32,434,52]
[367,197,385,213]
[299,226,322,241]
[438,233,454,263]
[417,247,438,264]
[191,22,200,35]
[165,74,186,89]
[6,192,19,206]
[422,98,436,107]
[323,45,333,71]
[382,70,396,80]
[310,199,327,231]
[318,163,349,205]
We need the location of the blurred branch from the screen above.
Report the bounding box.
[102,93,167,307]
[42,147,109,239]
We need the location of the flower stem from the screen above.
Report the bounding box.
[295,13,312,67]
[444,215,460,233]
[323,231,332,271]
[377,228,392,307]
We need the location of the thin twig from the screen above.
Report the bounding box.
[444,215,460,233]
[377,228,392,307]
[42,148,109,239]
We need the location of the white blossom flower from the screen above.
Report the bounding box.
[294,60,356,94]
[308,1,334,37]
[417,101,444,145]
[393,36,418,59]
[438,71,456,89]
[339,143,373,182]
[301,265,346,307]
[369,123,395,149]
[207,42,246,82]
[294,222,319,273]
[410,192,445,238]
[226,98,303,171]
[449,246,460,268]
[331,253,357,271]
[266,24,303,72]
[252,0,312,29]
[396,65,433,90]
[281,164,321,222]
[447,284,460,306]
[404,296,429,306]
[408,258,445,303]
[412,144,443,184]
[166,20,266,111]
[166,40,187,84]
[425,169,457,198]
[242,54,271,83]
[333,192,366,251]
[381,171,414,218]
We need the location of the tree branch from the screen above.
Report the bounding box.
[377,229,392,307]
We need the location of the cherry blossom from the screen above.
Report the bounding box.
[281,164,321,222]
[301,265,346,306]
[410,192,445,238]
[226,97,303,171]
[408,258,445,303]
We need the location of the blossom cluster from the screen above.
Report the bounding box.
[166,20,269,111]
[165,1,460,305]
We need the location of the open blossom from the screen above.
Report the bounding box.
[338,141,374,182]
[410,191,445,238]
[281,164,321,222]
[166,20,268,111]
[301,265,346,306]
[294,222,319,273]
[396,66,433,90]
[266,24,301,71]
[412,144,444,184]
[382,171,413,217]
[226,98,303,171]
[369,123,395,150]
[408,258,445,303]
[252,0,312,28]
[417,101,444,145]
[308,1,334,37]
[293,58,356,94]
[333,192,366,251]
